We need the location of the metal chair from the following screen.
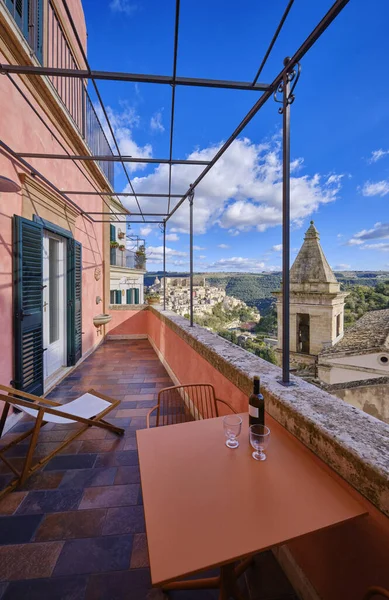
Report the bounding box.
[363,588,389,599]
[146,383,237,428]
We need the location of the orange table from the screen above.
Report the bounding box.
[137,414,366,598]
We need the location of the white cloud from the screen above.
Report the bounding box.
[228,229,240,237]
[147,246,187,261]
[346,222,389,246]
[333,263,351,269]
[362,243,389,252]
[272,244,282,252]
[150,111,165,133]
[193,245,206,250]
[368,149,389,163]
[337,233,343,239]
[360,180,389,197]
[165,233,179,242]
[120,137,343,235]
[140,226,152,236]
[95,103,152,173]
[204,257,280,272]
[218,244,230,249]
[198,255,206,259]
[109,0,137,15]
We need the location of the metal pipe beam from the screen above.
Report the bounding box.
[86,212,167,216]
[61,0,145,221]
[252,0,294,85]
[0,139,92,221]
[93,220,164,223]
[61,191,185,197]
[167,0,180,214]
[163,223,166,311]
[0,64,270,91]
[166,0,350,223]
[189,190,194,327]
[281,59,291,385]
[15,153,210,165]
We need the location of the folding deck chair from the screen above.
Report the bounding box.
[0,384,124,498]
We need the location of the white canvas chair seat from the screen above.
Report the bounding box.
[16,392,111,424]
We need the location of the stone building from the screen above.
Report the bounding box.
[318,309,389,423]
[274,221,347,373]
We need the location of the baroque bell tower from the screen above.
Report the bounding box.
[274,221,347,370]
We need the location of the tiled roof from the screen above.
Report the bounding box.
[321,309,389,356]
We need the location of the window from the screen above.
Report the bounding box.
[4,0,43,63]
[110,290,122,304]
[110,224,116,242]
[297,314,310,354]
[336,314,341,337]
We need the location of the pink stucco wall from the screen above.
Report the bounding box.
[108,309,149,337]
[0,0,103,398]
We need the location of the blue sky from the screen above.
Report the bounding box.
[83,0,389,272]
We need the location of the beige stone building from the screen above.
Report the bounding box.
[274,221,347,373]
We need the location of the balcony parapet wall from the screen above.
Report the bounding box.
[146,306,389,517]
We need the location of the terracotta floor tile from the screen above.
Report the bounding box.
[77,428,107,441]
[114,466,140,485]
[0,514,43,545]
[116,408,150,418]
[16,489,83,514]
[44,453,97,471]
[19,471,65,491]
[0,541,64,581]
[130,533,149,569]
[53,535,133,576]
[123,437,138,451]
[85,568,152,600]
[102,506,145,535]
[94,450,138,468]
[78,439,124,454]
[35,509,106,541]
[2,574,88,599]
[79,484,140,509]
[0,492,27,515]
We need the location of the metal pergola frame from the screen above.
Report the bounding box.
[0,0,351,383]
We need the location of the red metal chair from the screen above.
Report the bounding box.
[146,383,237,428]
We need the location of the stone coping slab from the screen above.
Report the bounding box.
[148,305,389,517]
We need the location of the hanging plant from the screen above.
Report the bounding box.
[110,241,119,248]
[118,244,125,251]
[118,232,125,240]
[135,244,147,269]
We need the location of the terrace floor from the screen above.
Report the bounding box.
[0,340,297,600]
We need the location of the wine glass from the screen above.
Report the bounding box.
[249,424,270,461]
[223,415,242,449]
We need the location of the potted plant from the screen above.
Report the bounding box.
[118,230,125,240]
[135,245,146,270]
[110,241,119,249]
[118,244,125,252]
[146,291,160,305]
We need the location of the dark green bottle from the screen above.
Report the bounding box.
[249,376,265,426]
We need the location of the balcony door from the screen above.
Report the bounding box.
[43,231,67,379]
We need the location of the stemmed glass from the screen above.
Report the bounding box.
[223,415,242,448]
[249,424,270,461]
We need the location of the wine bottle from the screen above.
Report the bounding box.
[249,376,265,426]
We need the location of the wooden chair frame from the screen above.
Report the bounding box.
[146,383,237,428]
[0,384,124,498]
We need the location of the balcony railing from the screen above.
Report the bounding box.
[46,1,114,186]
[110,247,136,269]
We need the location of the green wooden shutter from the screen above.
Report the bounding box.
[13,216,44,395]
[126,288,133,304]
[115,290,122,304]
[67,239,82,365]
[110,224,116,242]
[134,288,139,304]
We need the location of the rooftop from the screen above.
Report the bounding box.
[289,221,339,292]
[321,308,389,357]
[0,340,297,599]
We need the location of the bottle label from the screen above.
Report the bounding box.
[249,404,259,418]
